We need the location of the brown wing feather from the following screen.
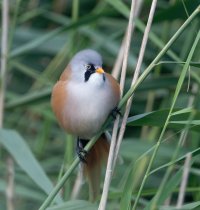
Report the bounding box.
[106,73,121,103]
[51,65,71,129]
[60,64,72,81]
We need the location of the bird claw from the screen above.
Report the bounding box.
[111,107,122,119]
[76,138,88,163]
[77,149,88,163]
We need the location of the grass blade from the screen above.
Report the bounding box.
[0,129,62,204]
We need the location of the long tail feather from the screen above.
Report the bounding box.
[83,134,109,202]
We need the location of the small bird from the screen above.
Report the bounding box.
[51,49,120,201]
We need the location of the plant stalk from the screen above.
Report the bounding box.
[132,28,200,210]
[98,0,137,208]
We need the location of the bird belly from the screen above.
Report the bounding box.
[62,81,115,139]
[67,107,106,139]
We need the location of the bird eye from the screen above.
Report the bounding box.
[85,64,91,70]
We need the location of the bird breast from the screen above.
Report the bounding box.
[62,79,117,139]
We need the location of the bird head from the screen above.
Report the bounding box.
[70,49,106,85]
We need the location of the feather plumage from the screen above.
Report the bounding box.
[51,49,120,201]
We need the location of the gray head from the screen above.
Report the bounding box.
[70,49,105,84]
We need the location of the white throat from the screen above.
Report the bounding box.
[87,73,105,87]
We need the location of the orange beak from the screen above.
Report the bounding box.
[96,67,104,74]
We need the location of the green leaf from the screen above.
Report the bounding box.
[144,169,183,210]
[127,108,200,132]
[0,129,62,203]
[160,201,200,210]
[149,147,200,176]
[46,200,97,210]
[170,120,200,125]
[155,61,200,68]
[120,157,148,210]
[105,0,129,18]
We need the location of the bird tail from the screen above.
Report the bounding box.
[83,134,109,202]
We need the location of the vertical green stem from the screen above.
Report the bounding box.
[72,0,79,22]
[132,29,200,210]
[63,134,74,199]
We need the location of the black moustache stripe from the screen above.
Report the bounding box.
[103,74,106,81]
[84,70,94,82]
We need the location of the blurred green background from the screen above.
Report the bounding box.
[0,0,200,209]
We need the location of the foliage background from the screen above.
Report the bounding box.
[0,0,200,209]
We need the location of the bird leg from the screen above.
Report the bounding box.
[76,137,88,163]
[111,106,121,119]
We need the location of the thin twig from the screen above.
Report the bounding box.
[119,4,136,95]
[98,1,137,209]
[175,85,197,208]
[114,0,158,167]
[1,1,14,210]
[111,36,126,79]
[6,157,15,210]
[0,0,9,126]
[111,0,144,80]
[135,0,144,16]
[176,153,191,208]
[71,170,83,199]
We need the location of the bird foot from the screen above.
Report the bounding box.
[111,106,121,119]
[76,138,88,163]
